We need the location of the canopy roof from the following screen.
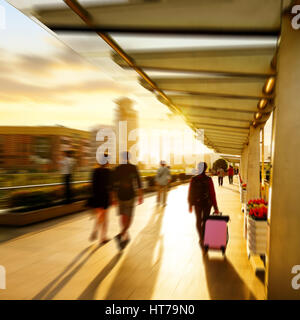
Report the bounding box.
[8,0,295,156]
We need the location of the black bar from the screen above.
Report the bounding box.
[49,25,280,37]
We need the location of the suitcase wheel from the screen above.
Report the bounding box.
[221,246,226,256]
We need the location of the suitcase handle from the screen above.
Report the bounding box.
[209,213,230,222]
[213,211,222,216]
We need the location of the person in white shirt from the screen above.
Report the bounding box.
[60,150,75,204]
[155,161,171,206]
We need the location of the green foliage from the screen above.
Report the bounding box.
[9,186,63,210]
[9,184,91,211]
[72,183,91,200]
[213,159,228,171]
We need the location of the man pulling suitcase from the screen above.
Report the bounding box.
[188,162,220,251]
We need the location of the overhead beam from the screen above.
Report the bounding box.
[203,127,249,134]
[161,89,268,100]
[180,108,255,122]
[205,130,249,137]
[210,146,245,152]
[125,65,273,79]
[193,123,250,133]
[189,117,250,128]
[219,155,241,159]
[213,145,244,150]
[171,104,255,115]
[206,136,248,143]
[215,152,242,156]
[166,95,262,112]
[209,138,245,145]
[49,25,280,36]
[205,131,249,138]
[207,141,247,147]
[206,129,248,135]
[113,47,276,76]
[206,139,246,146]
[203,130,249,138]
[215,148,243,154]
[219,155,242,160]
[141,76,270,99]
[186,114,252,123]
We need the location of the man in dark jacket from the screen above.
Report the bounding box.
[188,162,219,248]
[113,151,143,249]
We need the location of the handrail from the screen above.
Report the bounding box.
[0,175,155,191]
[0,180,91,191]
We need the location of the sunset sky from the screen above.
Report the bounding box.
[0,0,177,130]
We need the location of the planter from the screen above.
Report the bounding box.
[0,200,86,226]
[246,216,268,257]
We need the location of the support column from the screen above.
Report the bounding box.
[240,145,248,183]
[239,152,244,181]
[266,14,300,299]
[246,125,260,201]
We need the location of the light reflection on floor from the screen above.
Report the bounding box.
[0,178,265,300]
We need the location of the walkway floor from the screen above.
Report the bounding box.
[0,178,265,300]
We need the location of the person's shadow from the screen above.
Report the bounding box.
[104,206,165,300]
[33,245,94,300]
[77,253,122,300]
[203,255,257,300]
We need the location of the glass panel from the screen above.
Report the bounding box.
[110,34,277,52]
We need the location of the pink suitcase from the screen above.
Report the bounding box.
[203,213,229,255]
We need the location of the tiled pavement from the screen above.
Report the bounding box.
[0,178,265,300]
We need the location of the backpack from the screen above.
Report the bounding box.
[192,175,210,204]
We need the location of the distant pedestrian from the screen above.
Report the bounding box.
[228,166,234,184]
[188,162,219,249]
[155,161,171,206]
[113,151,143,250]
[217,167,225,186]
[60,150,76,204]
[89,154,113,245]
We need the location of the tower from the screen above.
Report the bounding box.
[114,97,139,164]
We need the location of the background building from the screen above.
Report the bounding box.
[0,126,91,172]
[114,97,139,164]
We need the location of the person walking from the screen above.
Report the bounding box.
[155,161,171,207]
[228,165,234,184]
[188,162,219,249]
[60,150,76,204]
[217,167,225,186]
[89,155,113,245]
[113,151,143,250]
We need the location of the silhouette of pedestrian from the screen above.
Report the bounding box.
[89,154,113,245]
[60,150,75,204]
[113,151,143,250]
[155,161,171,206]
[228,165,234,184]
[188,162,219,249]
[217,167,225,186]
